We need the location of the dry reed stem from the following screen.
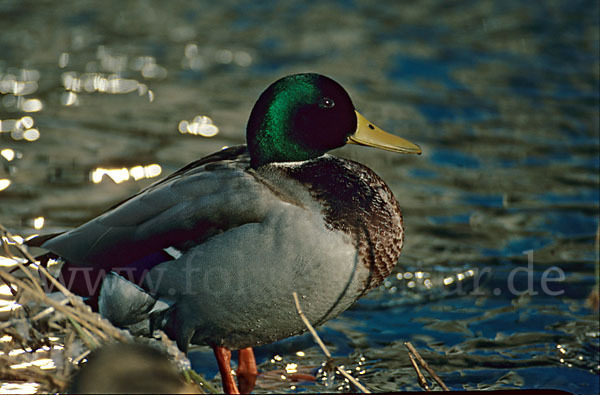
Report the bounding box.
[0,224,208,394]
[0,226,127,342]
[404,341,449,391]
[0,225,128,392]
[0,235,44,296]
[0,268,122,343]
[185,368,219,394]
[407,350,430,391]
[292,292,370,393]
[0,363,68,389]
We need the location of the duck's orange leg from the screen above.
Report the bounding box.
[213,346,239,394]
[237,347,258,394]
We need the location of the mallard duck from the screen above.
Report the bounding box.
[32,73,421,393]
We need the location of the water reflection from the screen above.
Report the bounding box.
[90,164,162,184]
[178,115,220,137]
[0,116,40,141]
[182,44,254,71]
[32,217,45,230]
[62,71,144,95]
[1,149,16,161]
[0,382,40,394]
[21,99,43,113]
[0,283,17,313]
[57,45,161,103]
[0,179,11,191]
[61,91,79,106]
[0,72,39,96]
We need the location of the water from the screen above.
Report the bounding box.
[1,0,598,393]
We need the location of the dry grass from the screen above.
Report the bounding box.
[0,224,210,394]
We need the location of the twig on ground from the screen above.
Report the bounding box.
[186,368,219,394]
[404,341,449,391]
[407,349,430,391]
[30,298,70,321]
[67,316,99,350]
[292,292,371,393]
[72,349,92,365]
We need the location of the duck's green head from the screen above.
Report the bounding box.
[247,73,421,168]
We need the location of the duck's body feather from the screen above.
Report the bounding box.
[42,145,403,350]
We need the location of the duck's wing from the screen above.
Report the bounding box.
[39,145,272,273]
[105,144,249,211]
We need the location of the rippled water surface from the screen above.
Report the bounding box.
[1,0,599,393]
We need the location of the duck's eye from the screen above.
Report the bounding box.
[318,97,335,109]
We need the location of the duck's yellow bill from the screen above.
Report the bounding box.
[347,111,422,155]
